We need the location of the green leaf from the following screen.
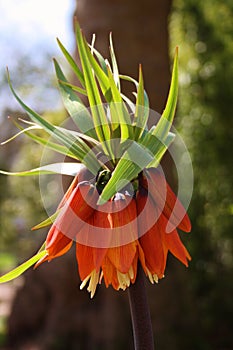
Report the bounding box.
[53,59,97,139]
[98,141,154,204]
[57,126,101,148]
[88,45,108,75]
[152,47,179,141]
[0,125,41,145]
[7,71,100,173]
[75,22,111,149]
[32,210,60,230]
[119,74,150,111]
[2,118,79,160]
[0,250,47,283]
[146,131,176,168]
[0,162,86,177]
[22,130,80,160]
[57,38,85,88]
[84,40,110,96]
[58,80,87,96]
[109,33,120,89]
[106,68,133,141]
[134,65,150,139]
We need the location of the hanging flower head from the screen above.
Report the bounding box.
[0,21,192,298]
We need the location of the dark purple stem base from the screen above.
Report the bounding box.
[128,263,155,350]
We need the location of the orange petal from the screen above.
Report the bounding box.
[106,244,137,274]
[49,182,98,244]
[47,228,73,258]
[137,241,147,273]
[35,228,72,268]
[58,174,79,209]
[102,256,119,290]
[162,227,191,267]
[76,210,109,280]
[58,167,93,209]
[76,244,95,281]
[137,190,166,278]
[129,251,139,284]
[102,249,139,290]
[141,168,191,233]
[106,194,138,273]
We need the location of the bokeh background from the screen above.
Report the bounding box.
[0,0,232,349]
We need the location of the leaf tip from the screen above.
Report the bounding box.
[97,196,107,206]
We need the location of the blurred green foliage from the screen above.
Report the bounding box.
[170,0,233,348]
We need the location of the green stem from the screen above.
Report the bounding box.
[128,263,155,350]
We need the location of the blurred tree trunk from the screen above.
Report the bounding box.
[6,1,191,350]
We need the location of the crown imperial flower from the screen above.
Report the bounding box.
[0,21,191,301]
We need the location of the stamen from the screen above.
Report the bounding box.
[87,270,100,298]
[153,274,158,283]
[80,274,91,290]
[146,268,154,284]
[117,270,130,290]
[99,271,104,284]
[80,270,100,298]
[128,265,134,280]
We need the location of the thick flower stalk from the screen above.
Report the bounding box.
[0,20,191,300]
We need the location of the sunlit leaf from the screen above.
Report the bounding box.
[146,132,176,168]
[0,125,41,145]
[98,142,154,204]
[0,162,86,177]
[54,59,97,139]
[58,80,87,96]
[0,250,47,283]
[75,22,111,149]
[57,38,85,87]
[119,74,150,111]
[84,40,110,95]
[7,71,100,173]
[88,45,108,75]
[106,68,133,142]
[32,210,60,230]
[109,33,120,89]
[152,47,179,141]
[134,66,149,139]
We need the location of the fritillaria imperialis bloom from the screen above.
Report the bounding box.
[0,21,192,304]
[35,166,191,298]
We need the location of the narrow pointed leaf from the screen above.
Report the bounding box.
[58,80,87,95]
[119,74,150,111]
[84,40,110,95]
[0,162,87,177]
[75,23,111,148]
[107,67,133,141]
[0,250,47,283]
[32,210,61,230]
[7,72,100,173]
[109,33,120,89]
[54,59,97,139]
[146,132,176,168]
[0,125,41,145]
[7,117,80,160]
[57,38,85,87]
[134,65,149,139]
[152,47,179,141]
[20,130,80,160]
[88,45,108,75]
